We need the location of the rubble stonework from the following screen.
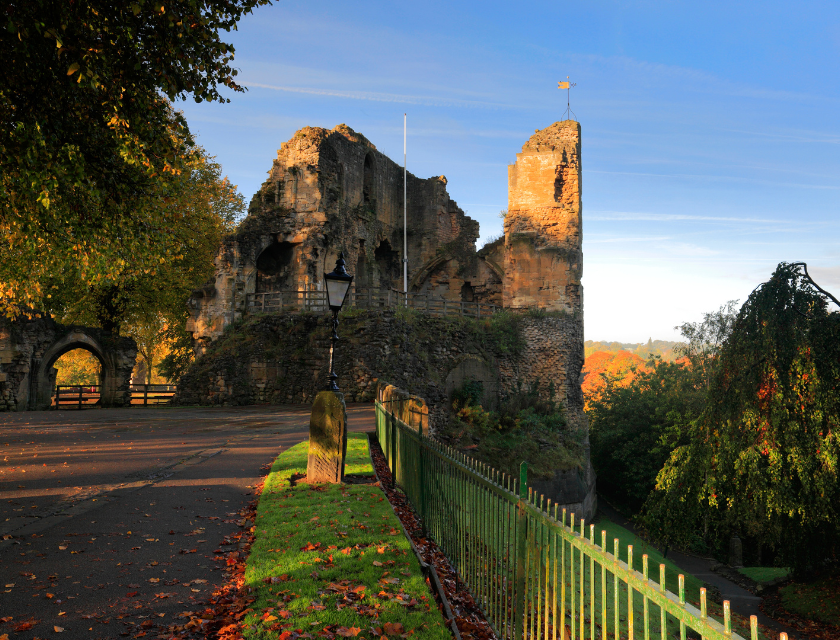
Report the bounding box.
[504,120,582,313]
[186,124,502,353]
[182,120,585,427]
[0,316,137,411]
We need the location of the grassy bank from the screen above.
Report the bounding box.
[591,515,772,640]
[780,572,840,628]
[241,434,449,639]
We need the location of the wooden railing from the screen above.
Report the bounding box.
[54,385,101,409]
[53,384,177,408]
[246,288,501,319]
[130,384,177,406]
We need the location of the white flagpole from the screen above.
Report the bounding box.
[403,113,408,306]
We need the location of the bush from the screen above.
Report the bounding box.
[587,359,704,514]
[442,379,580,479]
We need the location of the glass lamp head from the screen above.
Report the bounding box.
[324,252,354,311]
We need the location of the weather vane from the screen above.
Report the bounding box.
[558,76,577,121]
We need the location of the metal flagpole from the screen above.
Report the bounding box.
[559,76,577,121]
[403,113,408,306]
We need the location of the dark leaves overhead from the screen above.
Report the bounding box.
[0,0,269,314]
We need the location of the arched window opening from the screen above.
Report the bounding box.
[363,153,375,206]
[461,281,475,302]
[256,241,296,293]
[374,240,400,289]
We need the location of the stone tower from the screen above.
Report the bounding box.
[504,120,582,313]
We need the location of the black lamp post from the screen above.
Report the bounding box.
[323,252,354,391]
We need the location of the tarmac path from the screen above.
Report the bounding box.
[0,404,374,640]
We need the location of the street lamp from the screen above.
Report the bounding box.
[323,252,354,391]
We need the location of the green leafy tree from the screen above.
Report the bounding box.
[674,299,740,389]
[640,263,840,574]
[1,0,269,315]
[42,149,242,334]
[588,359,705,513]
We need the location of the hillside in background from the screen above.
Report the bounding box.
[584,339,681,362]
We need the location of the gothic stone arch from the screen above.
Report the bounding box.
[0,316,137,412]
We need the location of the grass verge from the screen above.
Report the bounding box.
[779,572,840,628]
[738,567,790,584]
[241,433,450,639]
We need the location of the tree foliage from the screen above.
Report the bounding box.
[588,359,705,513]
[674,299,740,389]
[1,0,269,314]
[41,149,242,333]
[640,263,840,573]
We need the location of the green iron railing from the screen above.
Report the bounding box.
[375,400,785,640]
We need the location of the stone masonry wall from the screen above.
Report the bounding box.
[174,309,585,433]
[504,121,583,314]
[0,316,136,411]
[187,124,499,352]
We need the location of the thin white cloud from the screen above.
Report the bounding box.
[587,169,840,191]
[244,82,517,110]
[586,236,671,244]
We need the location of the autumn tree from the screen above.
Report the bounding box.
[640,263,840,573]
[1,0,269,315]
[41,148,242,379]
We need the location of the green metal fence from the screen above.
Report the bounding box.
[375,400,781,640]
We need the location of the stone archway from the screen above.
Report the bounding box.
[0,316,136,412]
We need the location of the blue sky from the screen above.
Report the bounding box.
[178,0,840,342]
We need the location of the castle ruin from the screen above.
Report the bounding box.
[186,120,585,420]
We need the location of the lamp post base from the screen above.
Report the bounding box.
[327,372,339,391]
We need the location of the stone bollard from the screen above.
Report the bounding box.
[728,534,743,568]
[306,390,348,483]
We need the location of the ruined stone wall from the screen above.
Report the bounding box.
[0,316,136,411]
[175,309,584,431]
[504,121,583,314]
[187,124,499,351]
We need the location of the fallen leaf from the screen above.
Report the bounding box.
[13,619,36,632]
[149,578,159,583]
[383,621,404,635]
[54,625,64,632]
[336,627,362,637]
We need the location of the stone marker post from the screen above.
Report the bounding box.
[306,390,348,483]
[728,534,743,568]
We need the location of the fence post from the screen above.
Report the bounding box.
[144,385,148,407]
[515,461,528,639]
[77,386,83,410]
[417,418,426,535]
[391,409,398,488]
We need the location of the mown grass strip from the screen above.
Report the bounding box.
[242,433,450,639]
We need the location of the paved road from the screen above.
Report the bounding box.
[0,404,374,640]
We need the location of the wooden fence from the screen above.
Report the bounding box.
[52,384,177,409]
[129,384,177,406]
[54,385,101,409]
